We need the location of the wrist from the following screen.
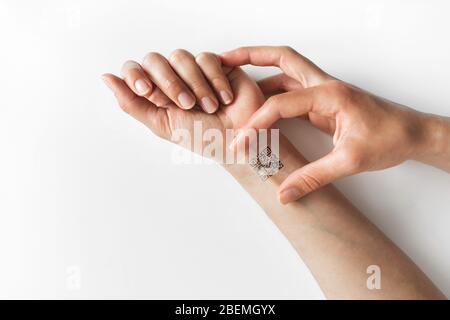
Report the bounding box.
[222,133,308,187]
[412,111,450,166]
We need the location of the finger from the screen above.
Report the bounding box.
[253,86,339,128]
[120,60,171,107]
[229,86,339,152]
[257,73,302,95]
[308,112,336,135]
[229,89,314,152]
[142,52,196,110]
[102,73,152,123]
[195,52,234,105]
[278,151,349,203]
[168,49,219,113]
[220,46,330,87]
[101,73,170,139]
[148,86,171,107]
[256,75,335,128]
[121,60,153,97]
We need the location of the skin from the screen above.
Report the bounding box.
[102,50,446,299]
[222,46,450,204]
[103,64,262,160]
[119,50,234,114]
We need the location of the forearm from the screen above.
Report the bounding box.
[224,134,445,299]
[414,112,450,172]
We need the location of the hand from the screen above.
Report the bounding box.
[116,50,235,113]
[102,50,264,162]
[222,46,434,204]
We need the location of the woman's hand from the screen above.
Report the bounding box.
[116,50,234,113]
[102,50,265,162]
[222,46,447,204]
[101,47,447,301]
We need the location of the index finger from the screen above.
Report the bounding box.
[247,89,317,130]
[220,46,330,88]
[229,85,338,151]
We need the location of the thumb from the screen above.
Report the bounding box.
[220,46,330,88]
[278,151,349,204]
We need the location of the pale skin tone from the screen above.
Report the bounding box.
[102,48,447,299]
[223,46,450,204]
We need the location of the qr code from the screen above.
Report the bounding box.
[249,146,283,181]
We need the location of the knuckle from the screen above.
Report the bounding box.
[169,49,192,63]
[195,51,216,64]
[265,95,281,110]
[327,80,351,97]
[231,47,247,58]
[265,95,279,106]
[121,60,139,77]
[208,75,227,88]
[163,77,181,92]
[188,79,208,92]
[325,80,354,110]
[142,52,164,66]
[280,45,297,55]
[263,96,282,116]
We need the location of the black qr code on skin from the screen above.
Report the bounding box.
[249,158,260,168]
[258,147,272,167]
[251,146,283,180]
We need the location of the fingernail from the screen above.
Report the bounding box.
[220,90,233,104]
[201,96,218,113]
[178,92,195,109]
[101,75,112,91]
[134,79,150,95]
[279,188,302,204]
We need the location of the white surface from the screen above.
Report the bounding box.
[0,0,449,299]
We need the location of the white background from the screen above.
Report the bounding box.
[0,0,449,299]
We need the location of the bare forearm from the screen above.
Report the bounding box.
[224,134,445,299]
[414,113,450,172]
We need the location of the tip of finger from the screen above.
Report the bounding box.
[201,96,219,114]
[101,74,114,90]
[177,92,196,110]
[219,90,233,105]
[218,52,237,65]
[101,73,112,81]
[134,79,152,96]
[278,187,302,204]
